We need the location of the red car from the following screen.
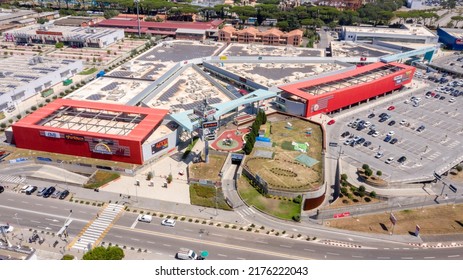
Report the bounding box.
[387,106,395,111]
[327,120,336,125]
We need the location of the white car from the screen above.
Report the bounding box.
[138,215,152,223]
[385,157,394,164]
[0,224,14,233]
[364,121,371,127]
[449,98,456,103]
[375,151,384,158]
[399,120,407,125]
[372,131,380,137]
[161,219,176,227]
[387,131,395,136]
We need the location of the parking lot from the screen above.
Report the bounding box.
[329,77,463,183]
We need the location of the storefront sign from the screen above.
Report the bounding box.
[93,143,112,155]
[44,131,61,139]
[151,138,169,154]
[65,134,85,142]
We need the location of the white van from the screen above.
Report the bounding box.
[138,214,152,223]
[176,249,198,260]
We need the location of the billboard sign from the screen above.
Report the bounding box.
[44,131,61,139]
[202,121,219,141]
[92,143,112,155]
[151,138,169,154]
[390,213,397,225]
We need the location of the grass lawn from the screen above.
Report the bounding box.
[189,184,232,210]
[79,67,98,75]
[188,154,227,181]
[237,176,301,221]
[84,170,120,189]
[328,204,463,235]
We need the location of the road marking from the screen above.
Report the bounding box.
[163,244,171,247]
[327,252,340,256]
[49,206,58,209]
[403,248,410,250]
[155,252,163,255]
[234,237,245,241]
[30,220,41,223]
[424,257,435,259]
[183,229,193,232]
[256,240,268,244]
[377,257,390,259]
[35,203,43,206]
[279,245,292,248]
[402,257,413,260]
[50,224,61,227]
[218,254,227,257]
[130,216,139,229]
[211,233,224,237]
[7,199,14,201]
[21,201,29,204]
[393,248,400,250]
[352,255,363,258]
[448,255,460,258]
[383,248,390,250]
[113,235,123,238]
[303,249,315,252]
[130,238,140,241]
[147,241,156,244]
[79,211,87,214]
[236,257,246,260]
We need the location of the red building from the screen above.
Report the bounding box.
[12,99,168,164]
[277,62,416,118]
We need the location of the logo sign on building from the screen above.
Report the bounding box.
[151,138,169,155]
[92,142,112,155]
[219,56,227,60]
[36,30,63,36]
[456,39,463,45]
[65,134,85,142]
[390,213,397,225]
[44,131,61,139]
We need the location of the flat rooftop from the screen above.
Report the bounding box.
[209,61,345,88]
[14,99,168,141]
[66,77,153,105]
[330,41,396,57]
[440,28,463,39]
[147,66,232,113]
[344,24,436,38]
[106,40,224,81]
[0,56,78,95]
[279,62,414,98]
[219,43,323,57]
[6,24,122,40]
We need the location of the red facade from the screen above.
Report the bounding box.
[279,62,416,117]
[12,99,168,165]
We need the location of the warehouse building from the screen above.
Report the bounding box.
[12,99,178,165]
[277,62,416,117]
[3,24,124,48]
[341,24,438,44]
[437,27,463,50]
[0,56,83,112]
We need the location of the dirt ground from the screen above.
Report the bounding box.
[449,169,463,183]
[328,204,463,236]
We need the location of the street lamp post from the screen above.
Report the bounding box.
[134,0,141,38]
[14,213,24,248]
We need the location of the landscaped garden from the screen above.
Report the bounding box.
[189,183,232,210]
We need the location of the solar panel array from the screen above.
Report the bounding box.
[171,97,221,111]
[138,43,218,63]
[158,79,186,102]
[108,71,133,78]
[101,82,119,91]
[86,93,105,101]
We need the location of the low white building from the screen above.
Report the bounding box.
[3,24,124,48]
[341,24,438,44]
[0,56,83,112]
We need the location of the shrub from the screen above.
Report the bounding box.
[364,197,371,202]
[369,191,377,198]
[146,172,153,181]
[456,165,463,172]
[364,168,373,176]
[341,187,348,196]
[353,198,359,203]
[376,170,382,176]
[167,174,173,183]
[292,214,301,222]
[358,185,366,193]
[362,164,370,170]
[293,195,302,204]
[341,174,348,181]
[61,254,74,260]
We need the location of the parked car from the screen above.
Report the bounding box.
[367,130,375,135]
[327,119,336,125]
[51,190,61,199]
[36,187,47,197]
[372,131,380,137]
[344,139,352,145]
[399,120,407,126]
[385,157,394,164]
[387,105,395,111]
[0,224,14,233]
[59,190,70,200]
[398,156,407,163]
[384,135,392,142]
[363,141,372,147]
[161,218,176,227]
[357,138,366,144]
[390,138,398,144]
[379,113,387,118]
[387,131,395,136]
[417,125,425,132]
[25,186,37,195]
[341,131,350,137]
[0,186,4,193]
[42,186,56,198]
[449,98,456,103]
[388,120,396,126]
[367,113,375,118]
[375,151,384,158]
[138,215,153,223]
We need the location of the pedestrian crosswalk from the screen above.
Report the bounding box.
[0,174,26,184]
[71,203,124,251]
[236,207,256,219]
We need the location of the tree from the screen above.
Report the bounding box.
[376,170,382,176]
[364,169,373,176]
[341,174,348,181]
[362,164,370,170]
[358,185,366,193]
[82,246,124,260]
[369,191,377,198]
[456,165,462,172]
[104,10,120,20]
[61,254,75,260]
[451,15,463,27]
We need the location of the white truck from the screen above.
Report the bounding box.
[176,249,198,260]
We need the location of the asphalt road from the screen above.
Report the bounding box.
[2,191,463,260]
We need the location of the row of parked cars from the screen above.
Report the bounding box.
[20,185,69,200]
